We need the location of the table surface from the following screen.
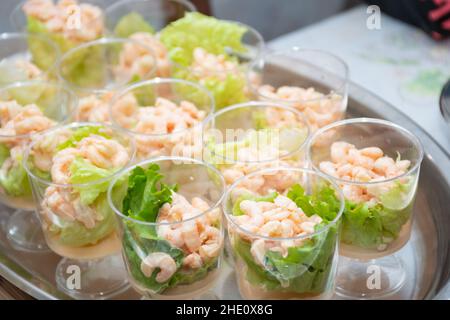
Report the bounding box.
[2,4,450,301]
[269,4,450,151]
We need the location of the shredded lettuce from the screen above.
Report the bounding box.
[114,12,155,38]
[56,126,110,151]
[160,12,247,66]
[69,157,117,206]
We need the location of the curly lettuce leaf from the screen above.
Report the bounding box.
[56,126,110,151]
[122,164,177,223]
[114,12,155,38]
[160,12,247,66]
[69,157,117,206]
[49,194,116,246]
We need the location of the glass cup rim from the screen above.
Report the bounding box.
[109,77,215,138]
[169,19,265,74]
[107,156,226,227]
[105,0,197,17]
[307,117,425,186]
[23,121,137,188]
[204,100,311,165]
[223,166,345,241]
[248,46,349,104]
[0,32,61,76]
[0,79,78,139]
[56,37,158,95]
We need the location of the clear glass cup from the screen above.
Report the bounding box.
[23,122,136,299]
[105,0,196,34]
[10,0,106,54]
[108,156,226,299]
[0,33,60,87]
[0,80,76,252]
[307,118,424,299]
[171,21,265,109]
[248,47,349,132]
[109,78,214,161]
[224,167,344,299]
[57,37,157,123]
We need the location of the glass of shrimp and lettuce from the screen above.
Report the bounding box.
[109,78,214,161]
[11,0,106,54]
[159,12,265,109]
[224,167,344,299]
[108,157,226,299]
[0,81,76,252]
[104,0,196,77]
[248,47,349,132]
[0,33,59,86]
[23,122,136,299]
[57,37,157,123]
[307,118,424,299]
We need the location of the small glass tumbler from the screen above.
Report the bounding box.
[248,47,349,132]
[57,37,157,123]
[0,80,76,251]
[0,33,59,86]
[224,167,344,299]
[23,122,136,299]
[108,156,226,299]
[109,78,214,161]
[10,0,106,54]
[307,118,424,299]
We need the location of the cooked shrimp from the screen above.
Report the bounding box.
[51,147,79,183]
[140,252,177,283]
[183,252,203,269]
[77,136,129,169]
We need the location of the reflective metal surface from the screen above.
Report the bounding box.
[0,67,449,300]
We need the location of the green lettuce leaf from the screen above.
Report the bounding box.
[49,194,117,246]
[0,144,10,168]
[69,157,117,206]
[0,152,32,197]
[114,12,155,38]
[56,126,111,151]
[160,12,247,66]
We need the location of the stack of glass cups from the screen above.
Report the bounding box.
[224,167,344,299]
[0,33,59,87]
[10,0,107,55]
[57,37,157,123]
[170,22,265,109]
[0,81,76,251]
[307,118,424,298]
[203,101,310,265]
[108,157,226,299]
[23,123,136,299]
[109,78,214,161]
[248,47,349,132]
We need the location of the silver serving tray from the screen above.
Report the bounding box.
[0,74,449,300]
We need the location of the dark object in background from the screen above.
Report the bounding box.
[439,79,450,127]
[366,0,450,40]
[191,0,211,15]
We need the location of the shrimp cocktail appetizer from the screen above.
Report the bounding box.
[24,123,135,299]
[248,47,348,132]
[0,33,60,86]
[224,167,344,299]
[57,37,157,123]
[308,118,423,299]
[12,0,105,54]
[156,12,264,109]
[109,78,214,160]
[108,157,226,299]
[105,0,197,78]
[0,81,75,251]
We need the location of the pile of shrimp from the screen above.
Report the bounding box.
[23,0,104,43]
[113,96,206,159]
[190,48,242,81]
[140,193,222,283]
[258,85,344,132]
[231,194,322,266]
[76,93,112,123]
[40,134,130,229]
[319,141,411,203]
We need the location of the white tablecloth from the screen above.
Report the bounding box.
[269,5,450,151]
